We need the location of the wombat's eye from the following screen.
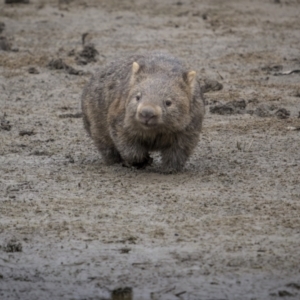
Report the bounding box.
[136,93,141,101]
[165,100,172,107]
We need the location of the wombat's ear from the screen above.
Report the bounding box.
[130,62,141,86]
[132,62,140,75]
[183,70,197,92]
[187,71,196,89]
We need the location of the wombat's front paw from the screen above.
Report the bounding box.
[122,155,153,169]
[102,148,123,165]
[133,155,153,169]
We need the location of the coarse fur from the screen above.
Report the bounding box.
[81,52,205,172]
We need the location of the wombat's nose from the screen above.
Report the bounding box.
[139,107,156,122]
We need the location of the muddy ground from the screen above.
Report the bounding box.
[1,0,300,299]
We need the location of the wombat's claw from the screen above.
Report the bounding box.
[132,162,147,169]
[122,155,153,169]
[145,155,153,166]
[122,161,146,169]
[122,161,132,168]
[133,156,153,169]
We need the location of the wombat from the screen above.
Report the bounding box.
[81,52,205,172]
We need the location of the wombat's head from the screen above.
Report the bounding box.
[125,61,197,132]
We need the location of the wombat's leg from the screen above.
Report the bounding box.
[161,136,198,173]
[131,154,153,169]
[161,147,189,173]
[119,146,152,169]
[95,143,123,165]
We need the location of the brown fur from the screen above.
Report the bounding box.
[81,52,205,172]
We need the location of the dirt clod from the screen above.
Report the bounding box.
[48,58,67,69]
[75,44,99,65]
[111,287,133,300]
[119,247,131,254]
[30,150,50,156]
[2,239,22,253]
[48,58,83,75]
[0,115,11,131]
[286,283,300,290]
[58,112,82,118]
[209,100,246,115]
[19,130,35,136]
[275,108,290,119]
[28,67,39,74]
[201,79,223,93]
[278,290,293,297]
[65,154,74,163]
[0,23,5,34]
[5,0,29,3]
[0,36,11,51]
[210,104,234,115]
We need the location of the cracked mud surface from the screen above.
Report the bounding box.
[0,0,300,299]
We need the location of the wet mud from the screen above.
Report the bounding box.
[1,0,300,299]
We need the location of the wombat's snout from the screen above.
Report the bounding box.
[137,104,161,126]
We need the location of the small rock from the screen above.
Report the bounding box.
[210,104,234,115]
[0,22,5,34]
[201,79,223,93]
[30,150,50,156]
[59,0,73,4]
[75,43,98,65]
[111,287,133,300]
[275,108,290,119]
[5,0,29,3]
[28,67,39,74]
[0,36,11,51]
[65,154,74,163]
[2,239,22,253]
[286,283,300,290]
[228,99,246,109]
[48,58,83,75]
[48,58,65,70]
[278,290,293,297]
[68,49,75,56]
[19,130,35,136]
[0,115,11,131]
[58,112,82,118]
[119,247,131,254]
[209,100,246,115]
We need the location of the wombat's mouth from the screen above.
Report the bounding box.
[136,114,160,128]
[139,120,159,129]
